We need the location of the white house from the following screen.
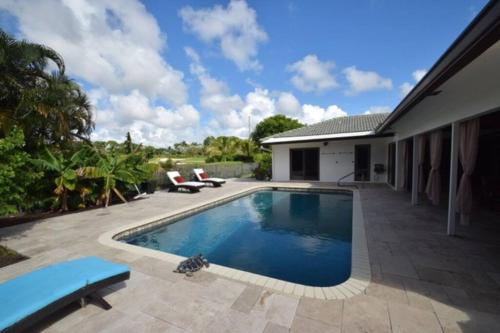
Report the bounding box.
[262,0,500,236]
[265,113,392,183]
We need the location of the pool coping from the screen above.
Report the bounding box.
[98,184,371,300]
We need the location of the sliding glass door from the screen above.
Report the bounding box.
[290,148,319,180]
[354,144,371,181]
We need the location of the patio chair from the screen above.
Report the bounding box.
[192,168,226,187]
[166,171,205,193]
[0,256,130,333]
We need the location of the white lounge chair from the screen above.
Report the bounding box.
[193,168,226,187]
[167,171,205,193]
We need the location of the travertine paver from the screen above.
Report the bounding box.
[388,302,442,333]
[263,293,299,328]
[290,315,340,333]
[295,297,342,327]
[232,285,264,313]
[342,294,391,333]
[263,322,289,333]
[1,181,500,332]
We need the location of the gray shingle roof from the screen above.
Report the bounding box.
[265,113,390,140]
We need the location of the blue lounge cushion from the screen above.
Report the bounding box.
[0,256,129,331]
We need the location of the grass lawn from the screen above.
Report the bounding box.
[0,245,28,268]
[173,156,207,164]
[152,156,207,164]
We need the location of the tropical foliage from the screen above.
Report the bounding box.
[0,30,93,149]
[34,147,92,211]
[204,136,257,162]
[78,147,159,207]
[0,31,157,216]
[0,128,42,215]
[253,152,273,180]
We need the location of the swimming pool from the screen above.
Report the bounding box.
[122,189,353,287]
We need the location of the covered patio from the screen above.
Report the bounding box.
[1,181,499,332]
[383,9,500,237]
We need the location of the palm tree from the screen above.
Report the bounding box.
[0,29,65,134]
[20,73,94,145]
[239,139,257,160]
[77,150,138,207]
[0,30,93,147]
[206,136,242,161]
[34,147,87,211]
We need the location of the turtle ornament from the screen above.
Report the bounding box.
[173,254,210,276]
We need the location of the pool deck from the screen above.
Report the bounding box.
[1,180,500,332]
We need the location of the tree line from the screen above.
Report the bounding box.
[93,112,304,164]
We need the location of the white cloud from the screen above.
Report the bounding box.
[185,47,244,116]
[185,50,346,136]
[179,0,267,71]
[92,120,201,148]
[343,66,393,95]
[276,92,301,117]
[186,47,270,136]
[412,69,427,82]
[364,106,392,115]
[287,55,338,93]
[90,89,201,146]
[400,68,428,98]
[301,104,347,124]
[1,0,187,106]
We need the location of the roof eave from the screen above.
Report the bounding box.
[262,131,375,144]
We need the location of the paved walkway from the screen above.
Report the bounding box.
[1,180,499,332]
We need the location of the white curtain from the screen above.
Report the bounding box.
[425,130,443,205]
[456,119,480,215]
[417,135,426,193]
[398,141,407,189]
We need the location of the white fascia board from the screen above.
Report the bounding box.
[262,131,374,144]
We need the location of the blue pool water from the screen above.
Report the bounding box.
[124,190,352,286]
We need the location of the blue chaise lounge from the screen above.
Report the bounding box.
[0,256,130,333]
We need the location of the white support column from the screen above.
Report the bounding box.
[394,140,400,190]
[411,135,419,205]
[447,122,460,236]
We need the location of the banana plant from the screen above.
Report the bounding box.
[34,147,87,211]
[77,149,137,207]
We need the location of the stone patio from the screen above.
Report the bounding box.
[1,180,499,333]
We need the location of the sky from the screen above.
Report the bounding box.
[0,0,488,147]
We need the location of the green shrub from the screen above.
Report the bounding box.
[253,153,272,180]
[159,158,175,170]
[0,128,43,216]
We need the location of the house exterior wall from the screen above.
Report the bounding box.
[271,137,392,182]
